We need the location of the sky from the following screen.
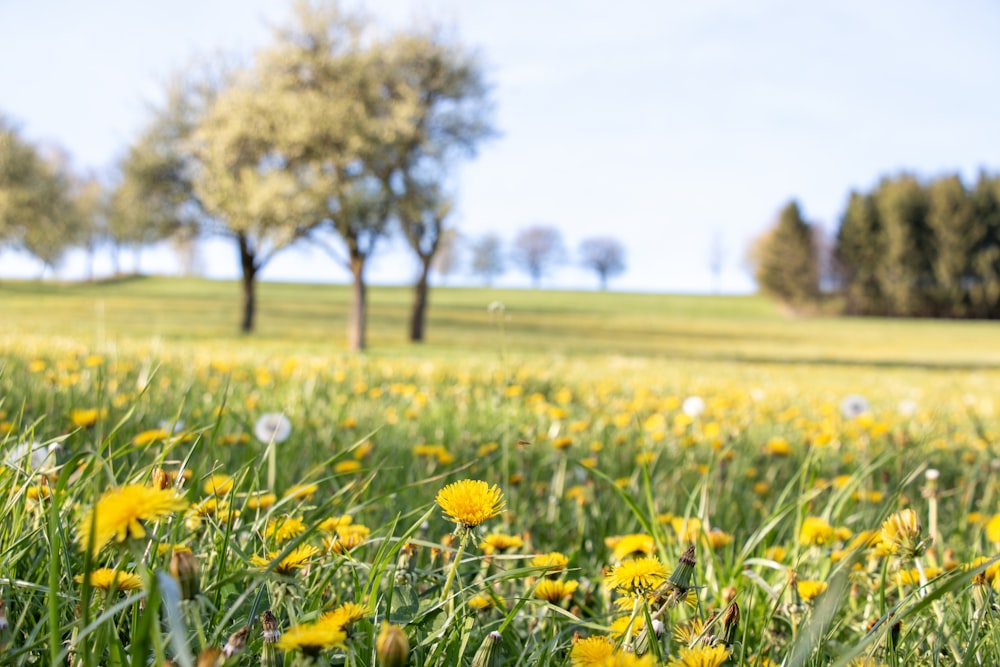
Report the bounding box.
[2,0,1000,293]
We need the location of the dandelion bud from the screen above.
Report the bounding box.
[260,610,283,667]
[667,545,697,592]
[152,468,173,490]
[395,542,417,585]
[376,622,409,667]
[632,619,664,656]
[881,509,927,559]
[223,625,250,659]
[169,549,200,600]
[471,630,505,667]
[720,601,740,647]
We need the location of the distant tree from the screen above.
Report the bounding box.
[926,175,976,315]
[834,191,885,314]
[108,74,211,275]
[431,228,462,282]
[751,200,820,308]
[0,119,80,275]
[968,172,1000,317]
[470,232,504,285]
[376,28,494,342]
[20,148,95,276]
[874,175,932,316]
[74,173,107,281]
[397,178,453,342]
[511,224,565,287]
[192,66,325,333]
[578,236,626,290]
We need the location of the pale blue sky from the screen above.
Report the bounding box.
[2,0,999,292]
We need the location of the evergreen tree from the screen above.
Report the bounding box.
[926,175,975,315]
[968,173,1000,317]
[752,200,820,308]
[835,192,884,314]
[874,175,933,316]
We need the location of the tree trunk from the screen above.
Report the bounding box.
[409,259,432,342]
[348,255,367,351]
[238,234,257,334]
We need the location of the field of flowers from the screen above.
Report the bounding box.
[2,328,1000,666]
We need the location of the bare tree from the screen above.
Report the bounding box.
[511,224,565,287]
[469,232,505,286]
[579,236,626,290]
[431,228,462,283]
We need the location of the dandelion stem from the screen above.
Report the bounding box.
[439,534,468,606]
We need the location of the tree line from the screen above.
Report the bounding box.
[753,171,1000,318]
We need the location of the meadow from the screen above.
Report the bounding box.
[1,277,999,667]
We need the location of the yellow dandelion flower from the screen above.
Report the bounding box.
[435,479,505,529]
[334,460,362,473]
[666,645,730,667]
[552,436,574,450]
[319,515,354,532]
[468,593,493,610]
[763,437,792,456]
[77,484,188,556]
[266,515,307,543]
[895,567,941,586]
[132,428,170,446]
[70,408,100,428]
[764,546,786,562]
[250,544,320,574]
[480,532,524,554]
[276,621,347,651]
[986,514,1000,544]
[881,509,926,558]
[848,659,888,667]
[705,529,733,550]
[326,524,370,554]
[530,552,569,576]
[605,556,667,595]
[671,517,702,543]
[319,601,370,629]
[533,579,578,603]
[283,483,318,500]
[75,568,142,591]
[570,636,615,666]
[605,533,656,561]
[189,497,230,518]
[203,474,235,496]
[246,493,277,510]
[672,618,706,645]
[796,580,828,601]
[611,614,646,638]
[799,516,834,546]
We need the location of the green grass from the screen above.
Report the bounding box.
[1,276,999,666]
[3,276,1000,368]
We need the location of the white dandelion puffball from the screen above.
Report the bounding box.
[682,395,706,418]
[254,413,292,444]
[897,399,918,417]
[7,440,61,471]
[840,394,871,419]
[159,419,186,434]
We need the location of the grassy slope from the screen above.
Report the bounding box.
[2,276,1000,370]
